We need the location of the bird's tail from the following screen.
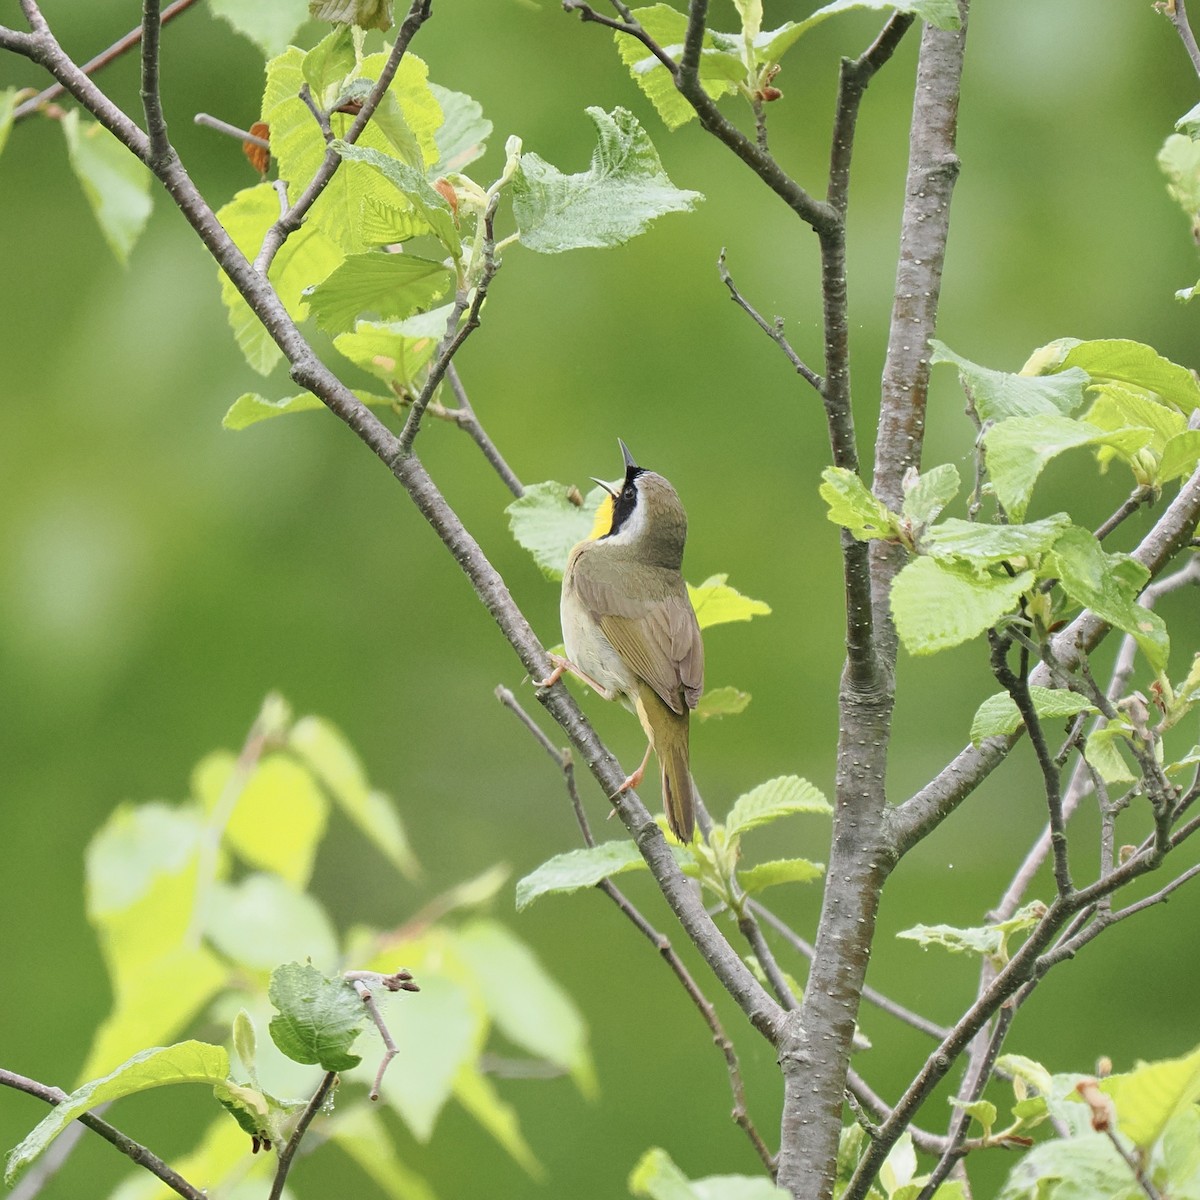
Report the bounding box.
[637,683,695,843]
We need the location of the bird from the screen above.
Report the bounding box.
[538,440,704,842]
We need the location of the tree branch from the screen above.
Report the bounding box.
[139,0,171,165]
[268,1071,337,1200]
[1162,0,1200,78]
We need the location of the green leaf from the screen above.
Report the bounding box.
[430,83,493,175]
[1160,429,1200,483]
[614,7,744,131]
[901,464,961,527]
[891,558,1035,655]
[453,1064,543,1177]
[898,902,1044,964]
[982,414,1153,520]
[695,686,752,721]
[1049,526,1169,673]
[1177,100,1200,139]
[950,1098,997,1136]
[931,341,1089,422]
[223,389,394,430]
[629,1147,791,1199]
[303,26,356,99]
[739,857,825,893]
[970,687,1096,745]
[687,574,772,629]
[1085,724,1137,785]
[996,1133,1134,1200]
[288,714,419,878]
[921,514,1073,569]
[206,873,339,972]
[304,250,453,336]
[6,1043,230,1185]
[0,89,16,160]
[332,141,462,258]
[215,182,344,374]
[267,962,365,1071]
[512,106,702,253]
[506,481,604,581]
[516,840,652,910]
[209,0,309,55]
[819,467,902,542]
[334,319,440,390]
[61,110,152,264]
[1100,1045,1200,1153]
[1035,337,1200,413]
[1159,133,1200,220]
[455,920,596,1096]
[327,1105,438,1200]
[724,776,831,843]
[310,0,394,30]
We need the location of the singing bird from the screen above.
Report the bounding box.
[539,441,704,841]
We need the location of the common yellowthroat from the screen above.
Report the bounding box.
[538,441,704,842]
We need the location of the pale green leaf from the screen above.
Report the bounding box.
[210,0,308,55]
[453,1065,543,1177]
[739,857,825,893]
[222,389,394,430]
[630,1147,791,1200]
[430,83,493,174]
[891,558,1034,655]
[0,89,17,160]
[267,962,364,1071]
[333,320,439,390]
[455,920,596,1096]
[1160,429,1200,483]
[901,463,961,527]
[327,1105,438,1200]
[1049,526,1169,672]
[898,903,1044,962]
[357,194,434,246]
[982,415,1153,520]
[695,686,751,721]
[516,840,652,909]
[687,574,771,629]
[1084,725,1137,785]
[379,972,480,1141]
[1159,133,1200,219]
[61,110,152,264]
[304,250,453,335]
[1086,385,1187,450]
[1037,337,1200,413]
[513,106,702,252]
[880,1132,918,1193]
[970,687,1096,746]
[931,341,1089,422]
[950,1099,997,1136]
[206,874,339,972]
[921,514,1072,569]
[505,481,604,581]
[997,1054,1055,1100]
[302,26,356,99]
[995,1133,1134,1199]
[6,1043,230,1185]
[215,182,344,374]
[288,714,419,878]
[1100,1045,1200,1152]
[724,776,831,843]
[1177,100,1200,139]
[819,466,902,541]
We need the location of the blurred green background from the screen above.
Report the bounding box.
[2,1,1199,1196]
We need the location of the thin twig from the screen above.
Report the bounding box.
[0,1070,205,1200]
[194,112,270,148]
[268,1071,338,1200]
[346,971,420,1101]
[11,0,200,122]
[1163,0,1200,78]
[139,0,170,164]
[1093,486,1153,542]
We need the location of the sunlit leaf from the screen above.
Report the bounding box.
[206,874,339,972]
[738,857,824,893]
[304,250,453,335]
[1031,337,1200,413]
[210,0,308,55]
[687,574,771,629]
[222,389,393,430]
[970,687,1096,745]
[629,1146,790,1199]
[516,840,652,909]
[1100,1044,1200,1152]
[901,463,960,527]
[921,514,1072,570]
[430,83,493,174]
[506,482,604,581]
[819,466,902,542]
[932,341,1089,422]
[724,776,830,843]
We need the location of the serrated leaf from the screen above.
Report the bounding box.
[6,1043,230,1185]
[695,686,751,721]
[739,857,825,893]
[61,110,152,264]
[901,464,961,526]
[210,0,308,55]
[513,106,702,253]
[206,874,339,972]
[516,840,651,910]
[506,481,604,581]
[1037,338,1200,413]
[931,341,1089,422]
[327,1105,438,1200]
[1100,1045,1200,1152]
[891,558,1034,655]
[1049,526,1169,673]
[455,920,595,1096]
[982,414,1153,520]
[922,514,1072,569]
[819,466,902,541]
[267,962,365,1071]
[310,0,394,30]
[970,687,1096,745]
[724,776,831,843]
[222,388,393,430]
[304,250,453,336]
[288,714,419,878]
[687,574,771,629]
[430,83,492,175]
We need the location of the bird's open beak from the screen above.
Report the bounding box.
[590,477,617,497]
[618,438,638,472]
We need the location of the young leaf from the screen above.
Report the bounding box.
[1159,429,1200,483]
[6,1042,230,1185]
[739,857,825,893]
[516,840,652,910]
[724,776,831,843]
[898,902,1044,964]
[512,107,702,253]
[687,574,772,629]
[334,320,439,391]
[267,962,365,1071]
[304,251,453,335]
[970,687,1096,745]
[901,463,961,527]
[695,686,752,721]
[302,25,356,99]
[209,0,308,55]
[931,341,1089,422]
[0,89,17,160]
[629,1146,791,1199]
[1099,1044,1200,1153]
[950,1098,997,1136]
[1159,134,1200,225]
[819,467,902,542]
[890,558,1034,656]
[1085,725,1137,785]
[505,482,605,581]
[1034,338,1200,413]
[61,111,152,264]
[430,83,493,175]
[223,389,394,431]
[921,514,1072,569]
